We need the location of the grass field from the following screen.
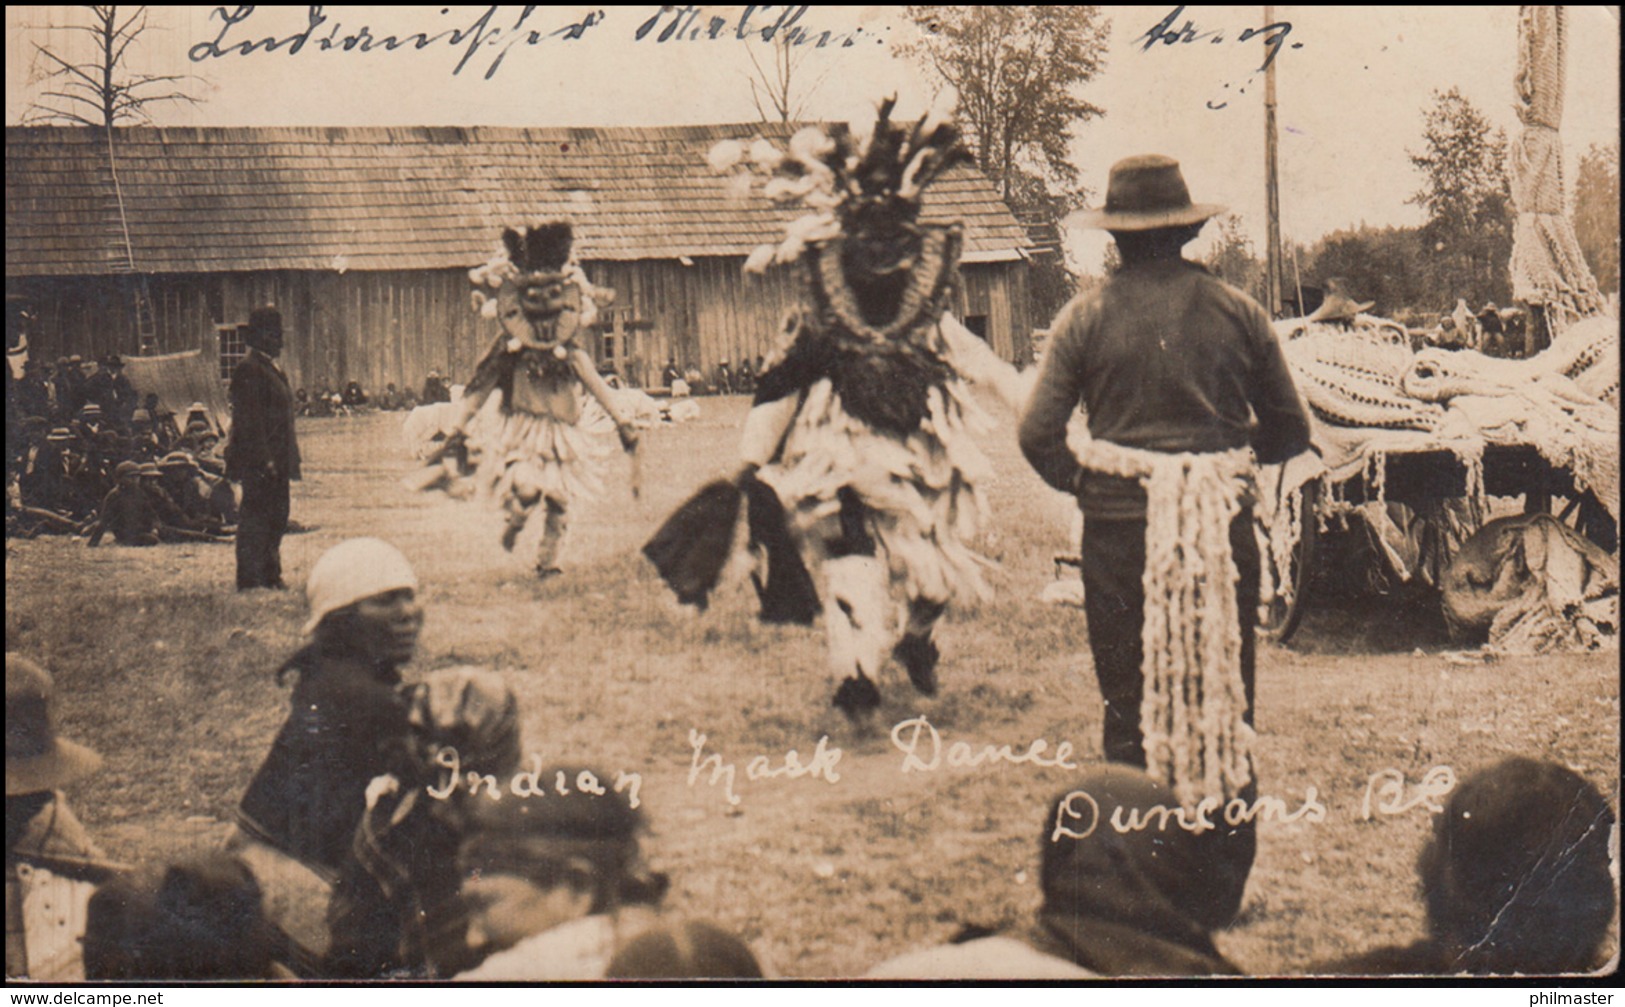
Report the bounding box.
[5,400,1619,978]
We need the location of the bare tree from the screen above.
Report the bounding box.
[25,6,199,128]
[744,35,831,124]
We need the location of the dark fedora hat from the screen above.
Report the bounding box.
[1068,154,1226,232]
[7,654,103,796]
[246,306,283,345]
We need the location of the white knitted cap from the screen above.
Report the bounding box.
[303,537,419,635]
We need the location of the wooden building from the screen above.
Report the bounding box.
[6,125,1034,394]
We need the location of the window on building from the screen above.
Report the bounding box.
[217,324,248,381]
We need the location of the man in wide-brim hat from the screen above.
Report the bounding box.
[1307,293,1376,325]
[6,654,122,980]
[1019,155,1311,863]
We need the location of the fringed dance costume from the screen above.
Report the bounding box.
[646,100,1027,720]
[425,223,636,576]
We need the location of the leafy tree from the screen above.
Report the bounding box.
[24,6,199,128]
[901,6,1109,197]
[1203,214,1266,304]
[1572,143,1620,295]
[902,7,1111,327]
[1306,226,1428,316]
[1407,88,1513,310]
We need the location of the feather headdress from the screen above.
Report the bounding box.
[713,97,972,274]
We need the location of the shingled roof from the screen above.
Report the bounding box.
[5,124,1031,277]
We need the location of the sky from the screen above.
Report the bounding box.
[7,5,1620,274]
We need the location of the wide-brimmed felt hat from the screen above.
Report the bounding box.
[138,462,162,478]
[47,427,76,443]
[1308,293,1375,323]
[7,654,103,796]
[114,461,141,479]
[1067,155,1226,232]
[159,451,195,471]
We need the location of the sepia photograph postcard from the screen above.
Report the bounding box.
[5,5,1620,986]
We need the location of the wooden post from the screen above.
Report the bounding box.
[1264,5,1282,318]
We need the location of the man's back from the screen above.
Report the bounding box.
[1020,258,1309,516]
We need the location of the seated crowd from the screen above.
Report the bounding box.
[9,358,235,544]
[6,539,1617,981]
[292,372,455,418]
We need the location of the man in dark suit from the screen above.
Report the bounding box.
[226,306,301,590]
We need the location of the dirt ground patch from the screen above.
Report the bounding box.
[6,403,1618,977]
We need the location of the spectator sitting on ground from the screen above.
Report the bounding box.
[1316,757,1616,976]
[397,384,419,411]
[157,452,234,535]
[60,430,106,523]
[453,768,670,980]
[308,386,335,418]
[376,383,402,412]
[7,655,125,981]
[295,388,313,417]
[179,422,228,478]
[735,356,755,395]
[11,425,82,536]
[235,538,425,877]
[180,402,211,435]
[713,359,733,395]
[138,462,228,542]
[126,409,162,463]
[421,371,451,405]
[867,765,1252,978]
[142,393,181,448]
[74,402,107,440]
[86,461,159,547]
[342,380,369,411]
[660,358,680,389]
[324,668,523,979]
[83,853,284,981]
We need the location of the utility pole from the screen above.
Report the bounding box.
[1264,4,1282,318]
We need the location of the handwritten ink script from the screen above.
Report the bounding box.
[190,6,607,80]
[188,5,868,81]
[1135,5,1303,110]
[634,5,866,47]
